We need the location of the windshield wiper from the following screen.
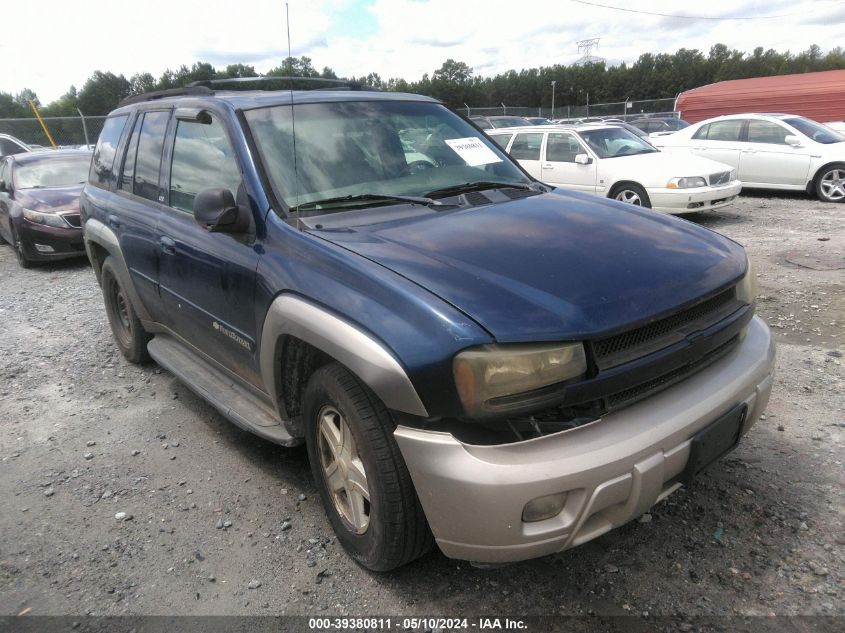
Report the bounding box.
[291,193,445,213]
[425,181,535,198]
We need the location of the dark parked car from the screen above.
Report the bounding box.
[630,117,691,134]
[0,134,31,157]
[0,149,91,267]
[81,82,774,571]
[469,114,534,129]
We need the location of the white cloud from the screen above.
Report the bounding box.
[0,0,842,104]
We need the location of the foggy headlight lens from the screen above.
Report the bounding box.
[736,256,757,305]
[454,342,587,416]
[22,208,67,228]
[667,176,707,189]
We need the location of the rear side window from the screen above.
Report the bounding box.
[694,120,742,142]
[89,115,128,188]
[169,117,242,213]
[132,111,170,202]
[510,133,543,160]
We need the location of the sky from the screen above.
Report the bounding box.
[2,0,844,104]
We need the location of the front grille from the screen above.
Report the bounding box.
[62,213,82,228]
[592,287,737,369]
[605,335,739,411]
[709,171,731,186]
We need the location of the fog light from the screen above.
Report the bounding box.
[522,492,568,522]
[34,243,55,253]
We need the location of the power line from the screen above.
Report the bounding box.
[568,0,843,20]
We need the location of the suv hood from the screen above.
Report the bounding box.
[313,191,746,342]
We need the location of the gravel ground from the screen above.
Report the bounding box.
[0,192,842,627]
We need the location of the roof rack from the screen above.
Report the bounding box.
[189,76,365,90]
[118,85,214,108]
[117,76,368,108]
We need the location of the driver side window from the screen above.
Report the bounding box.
[169,117,242,213]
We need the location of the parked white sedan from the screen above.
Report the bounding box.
[488,124,742,214]
[652,113,845,202]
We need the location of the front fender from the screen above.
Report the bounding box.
[259,294,429,420]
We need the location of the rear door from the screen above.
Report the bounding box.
[110,109,172,317]
[156,111,261,384]
[541,132,597,191]
[508,132,544,179]
[689,119,743,169]
[737,119,811,186]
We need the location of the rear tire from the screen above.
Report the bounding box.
[610,183,651,208]
[815,163,845,203]
[303,363,433,571]
[101,256,151,363]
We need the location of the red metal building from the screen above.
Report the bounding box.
[675,70,845,123]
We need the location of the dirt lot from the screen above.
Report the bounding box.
[0,192,842,628]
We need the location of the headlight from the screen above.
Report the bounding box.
[453,342,587,417]
[736,255,757,304]
[667,176,707,189]
[22,208,68,229]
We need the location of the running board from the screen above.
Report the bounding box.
[147,335,300,447]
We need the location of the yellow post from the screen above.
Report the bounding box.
[28,100,57,148]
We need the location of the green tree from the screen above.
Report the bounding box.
[77,71,131,115]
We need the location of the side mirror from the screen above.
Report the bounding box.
[784,135,802,147]
[574,154,593,165]
[0,179,9,194]
[193,188,249,233]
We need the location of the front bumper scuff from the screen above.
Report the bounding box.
[394,315,775,563]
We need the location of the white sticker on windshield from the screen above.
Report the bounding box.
[444,137,503,166]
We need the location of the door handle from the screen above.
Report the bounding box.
[159,236,176,255]
[542,163,553,168]
[107,214,121,229]
[741,149,757,153]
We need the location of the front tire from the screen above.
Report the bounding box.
[610,183,651,208]
[101,256,151,363]
[12,229,32,268]
[303,363,433,571]
[815,164,845,203]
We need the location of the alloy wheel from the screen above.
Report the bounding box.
[820,169,845,201]
[615,189,643,205]
[317,405,371,534]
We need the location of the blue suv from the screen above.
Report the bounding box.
[81,80,775,571]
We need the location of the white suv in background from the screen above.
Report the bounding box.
[652,113,845,202]
[489,124,742,214]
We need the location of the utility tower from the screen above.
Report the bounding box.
[575,38,603,65]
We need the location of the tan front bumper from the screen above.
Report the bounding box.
[394,316,775,563]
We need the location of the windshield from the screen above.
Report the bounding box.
[245,100,531,211]
[784,117,845,144]
[579,127,658,158]
[15,155,91,189]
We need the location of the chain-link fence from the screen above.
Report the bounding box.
[465,97,678,121]
[0,116,107,149]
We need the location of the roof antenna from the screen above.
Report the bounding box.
[286,2,301,229]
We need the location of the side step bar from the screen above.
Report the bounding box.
[147,335,300,447]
